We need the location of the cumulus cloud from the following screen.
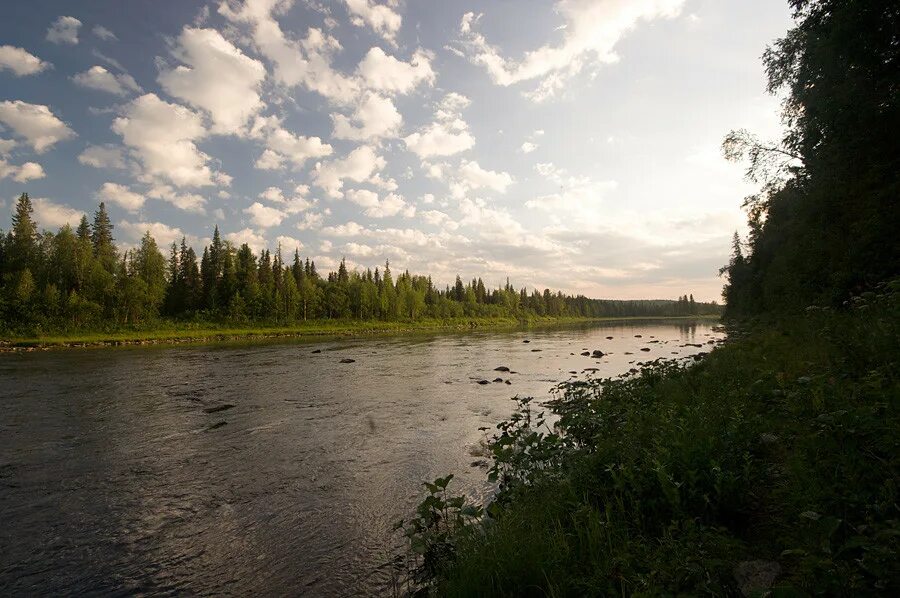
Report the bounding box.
[219,1,359,104]
[0,159,45,183]
[72,65,142,96]
[118,220,194,248]
[313,145,385,198]
[96,182,146,212]
[0,45,51,76]
[92,25,118,41]
[244,201,287,227]
[520,141,537,153]
[457,1,684,100]
[0,100,76,153]
[147,184,208,213]
[112,93,219,188]
[32,198,85,229]
[276,235,304,252]
[259,185,315,213]
[344,0,402,44]
[332,92,402,141]
[345,189,414,218]
[250,115,333,169]
[226,227,268,253]
[78,144,128,169]
[357,47,434,93]
[46,16,82,45]
[0,139,16,156]
[404,93,475,158]
[158,27,266,135]
[296,211,324,231]
[420,209,459,231]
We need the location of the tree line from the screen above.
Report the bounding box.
[0,194,720,334]
[720,0,899,315]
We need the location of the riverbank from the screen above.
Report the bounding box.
[400,290,899,595]
[0,314,720,352]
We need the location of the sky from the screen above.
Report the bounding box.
[0,0,793,301]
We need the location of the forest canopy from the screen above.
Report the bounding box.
[0,196,718,335]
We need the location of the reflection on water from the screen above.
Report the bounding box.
[0,320,722,595]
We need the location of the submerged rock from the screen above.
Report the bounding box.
[522,339,530,343]
[492,377,504,383]
[311,349,322,353]
[203,404,235,414]
[640,348,651,352]
[339,358,356,363]
[581,351,591,356]
[504,380,512,385]
[476,380,490,385]
[205,421,228,431]
[634,334,643,338]
[531,349,542,352]
[592,350,605,357]
[494,366,511,372]
[606,336,614,339]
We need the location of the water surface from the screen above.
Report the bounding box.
[0,320,722,595]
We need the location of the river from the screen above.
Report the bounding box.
[0,319,723,596]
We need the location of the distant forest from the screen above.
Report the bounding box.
[0,197,719,334]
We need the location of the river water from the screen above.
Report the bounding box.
[0,319,722,596]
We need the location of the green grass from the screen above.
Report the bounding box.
[400,291,899,596]
[1,314,720,350]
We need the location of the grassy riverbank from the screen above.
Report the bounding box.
[399,288,899,595]
[0,314,720,350]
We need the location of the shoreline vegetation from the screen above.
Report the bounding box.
[0,314,720,351]
[396,1,899,595]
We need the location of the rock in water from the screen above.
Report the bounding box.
[476,380,490,385]
[339,358,356,363]
[522,339,530,343]
[640,348,651,352]
[493,377,504,383]
[203,404,235,414]
[592,350,605,357]
[581,351,591,356]
[494,366,511,372]
[311,349,322,353]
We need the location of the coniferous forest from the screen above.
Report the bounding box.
[0,196,719,337]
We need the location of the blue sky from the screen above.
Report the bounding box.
[0,0,792,300]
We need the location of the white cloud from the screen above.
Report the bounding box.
[244,201,286,228]
[313,145,385,198]
[259,185,315,213]
[32,198,84,229]
[357,47,434,93]
[254,148,284,170]
[0,139,16,156]
[454,160,513,196]
[46,16,82,45]
[345,189,413,218]
[118,220,193,248]
[93,25,118,41]
[332,92,401,141]
[250,115,333,169]
[296,211,324,230]
[78,144,128,169]
[276,235,304,252]
[457,1,684,100]
[404,93,475,158]
[526,162,617,226]
[0,100,75,153]
[0,45,51,76]
[226,227,268,253]
[322,221,366,237]
[112,93,217,187]
[344,0,402,43]
[158,27,266,135]
[0,159,45,183]
[421,209,459,230]
[73,65,141,96]
[219,1,359,104]
[147,184,208,213]
[96,182,146,212]
[520,141,537,153]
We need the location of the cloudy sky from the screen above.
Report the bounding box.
[0,0,791,301]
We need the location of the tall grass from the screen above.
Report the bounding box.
[400,283,900,595]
